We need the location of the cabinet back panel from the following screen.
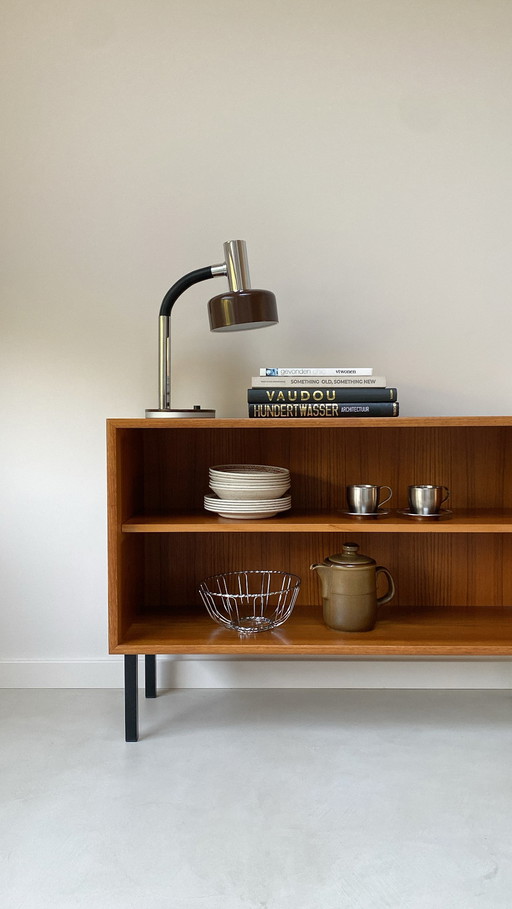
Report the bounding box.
[111,428,145,521]
[108,534,145,647]
[141,532,512,612]
[141,426,512,513]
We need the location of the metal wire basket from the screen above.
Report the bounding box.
[198,570,301,634]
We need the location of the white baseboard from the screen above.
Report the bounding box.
[1,657,512,689]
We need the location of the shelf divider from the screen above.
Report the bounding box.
[122,509,512,533]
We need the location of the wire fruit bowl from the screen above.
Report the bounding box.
[198,570,301,634]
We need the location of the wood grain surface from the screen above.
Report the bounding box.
[112,604,512,655]
[107,418,512,653]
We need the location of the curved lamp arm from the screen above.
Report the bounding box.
[158,264,226,411]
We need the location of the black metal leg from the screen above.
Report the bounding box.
[145,655,157,698]
[124,655,138,742]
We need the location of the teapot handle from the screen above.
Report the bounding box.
[375,567,395,606]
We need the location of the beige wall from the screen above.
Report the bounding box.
[2,0,512,673]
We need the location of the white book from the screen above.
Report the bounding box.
[251,376,387,388]
[259,367,373,377]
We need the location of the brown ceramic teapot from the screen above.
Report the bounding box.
[310,542,395,632]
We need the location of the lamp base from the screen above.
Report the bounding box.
[145,406,216,419]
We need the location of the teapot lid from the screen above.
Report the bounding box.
[325,543,376,567]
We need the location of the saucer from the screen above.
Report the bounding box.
[397,508,452,520]
[341,509,390,518]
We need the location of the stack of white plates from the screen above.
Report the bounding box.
[206,464,291,519]
[204,493,291,520]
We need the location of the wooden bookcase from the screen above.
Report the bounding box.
[107,416,512,739]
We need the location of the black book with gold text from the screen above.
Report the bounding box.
[248,402,399,418]
[248,387,398,404]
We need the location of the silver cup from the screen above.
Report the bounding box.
[408,484,450,515]
[346,484,392,514]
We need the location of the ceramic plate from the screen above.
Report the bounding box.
[216,510,282,520]
[209,465,290,479]
[204,494,291,509]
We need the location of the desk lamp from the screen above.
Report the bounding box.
[145,239,278,418]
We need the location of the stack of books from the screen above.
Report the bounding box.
[247,368,399,419]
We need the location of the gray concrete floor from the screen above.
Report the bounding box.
[1,689,512,908]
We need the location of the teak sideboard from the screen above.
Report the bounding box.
[107,416,512,740]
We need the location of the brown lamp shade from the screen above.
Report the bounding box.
[208,289,278,332]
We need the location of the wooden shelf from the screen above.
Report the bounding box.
[112,604,512,656]
[122,509,512,533]
[108,416,512,430]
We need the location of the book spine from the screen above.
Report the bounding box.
[248,388,397,404]
[248,402,399,418]
[251,376,387,388]
[259,367,373,377]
